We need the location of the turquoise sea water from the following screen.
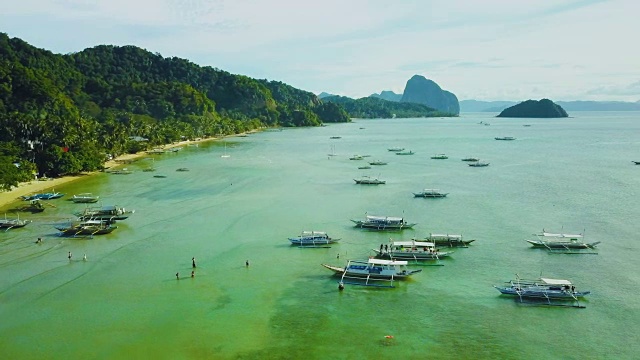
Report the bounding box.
[1,112,639,359]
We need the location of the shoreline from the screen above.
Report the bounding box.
[0,135,229,209]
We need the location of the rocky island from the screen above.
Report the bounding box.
[497,99,568,118]
[400,75,460,115]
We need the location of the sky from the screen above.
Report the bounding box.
[2,0,639,102]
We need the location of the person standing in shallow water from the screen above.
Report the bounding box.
[192,257,196,268]
[68,251,72,260]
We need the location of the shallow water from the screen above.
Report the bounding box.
[1,112,639,359]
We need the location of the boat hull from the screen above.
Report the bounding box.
[321,264,420,280]
[373,249,451,260]
[494,286,590,299]
[351,221,415,230]
[526,240,600,249]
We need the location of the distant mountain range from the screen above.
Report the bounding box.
[460,99,640,112]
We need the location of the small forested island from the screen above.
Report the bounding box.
[497,99,569,118]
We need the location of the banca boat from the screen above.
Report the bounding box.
[461,157,480,162]
[351,215,416,230]
[71,193,100,203]
[354,176,385,185]
[0,216,31,229]
[431,154,448,159]
[75,205,134,222]
[468,161,490,167]
[21,191,64,200]
[322,258,422,287]
[418,233,475,247]
[55,220,117,236]
[494,276,590,306]
[288,231,339,246]
[349,155,364,160]
[387,147,404,152]
[368,160,387,165]
[373,240,452,261]
[396,150,414,155]
[495,136,516,140]
[413,189,448,198]
[526,231,600,249]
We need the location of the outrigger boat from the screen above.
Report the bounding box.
[322,258,422,288]
[55,220,117,236]
[413,189,448,198]
[373,240,452,261]
[494,276,589,308]
[288,231,339,247]
[387,147,404,152]
[354,176,385,185]
[468,161,490,167]
[75,205,134,222]
[526,230,600,252]
[71,193,100,203]
[416,233,475,247]
[0,215,31,230]
[351,215,416,230]
[396,150,414,155]
[495,136,516,141]
[368,160,387,165]
[22,191,64,200]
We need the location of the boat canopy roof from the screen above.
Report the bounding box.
[540,278,573,285]
[366,258,408,266]
[430,234,462,240]
[366,215,403,221]
[301,231,327,235]
[540,232,583,238]
[392,240,435,247]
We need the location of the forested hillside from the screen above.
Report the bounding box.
[323,95,452,118]
[0,34,349,188]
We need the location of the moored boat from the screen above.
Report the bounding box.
[387,147,404,152]
[418,233,475,247]
[373,240,452,260]
[396,150,414,155]
[22,191,64,200]
[495,136,516,140]
[368,160,387,165]
[351,215,415,230]
[413,189,448,198]
[75,205,134,222]
[55,220,117,236]
[322,258,422,283]
[354,176,385,185]
[468,161,490,167]
[349,155,364,160]
[494,276,590,304]
[526,231,600,249]
[288,231,339,246]
[72,193,100,203]
[0,216,31,229]
[461,157,480,162]
[431,154,448,159]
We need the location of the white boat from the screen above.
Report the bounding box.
[322,258,422,287]
[351,215,416,230]
[413,189,448,198]
[354,176,385,185]
[288,231,339,246]
[494,276,589,307]
[468,161,489,167]
[526,231,600,249]
[368,160,387,165]
[349,155,364,160]
[75,205,134,222]
[71,193,100,203]
[0,215,31,230]
[372,240,453,261]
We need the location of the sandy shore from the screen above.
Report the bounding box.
[0,136,223,209]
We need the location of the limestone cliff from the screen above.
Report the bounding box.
[400,75,459,115]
